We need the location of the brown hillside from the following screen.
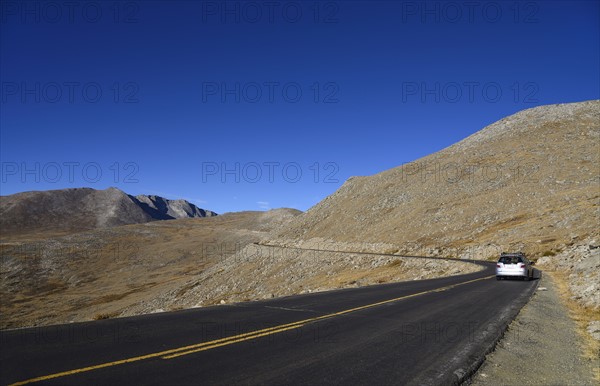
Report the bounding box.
[269,100,600,259]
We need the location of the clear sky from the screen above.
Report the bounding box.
[1,0,598,213]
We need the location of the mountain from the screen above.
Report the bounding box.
[133,194,215,220]
[0,187,216,238]
[268,100,600,259]
[153,100,598,322]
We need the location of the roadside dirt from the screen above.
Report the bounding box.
[468,273,598,385]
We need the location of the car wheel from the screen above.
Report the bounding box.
[496,276,501,280]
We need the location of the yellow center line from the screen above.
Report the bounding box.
[162,324,306,359]
[10,274,494,386]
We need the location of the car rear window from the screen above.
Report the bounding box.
[499,256,523,264]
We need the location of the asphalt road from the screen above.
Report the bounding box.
[0,257,538,386]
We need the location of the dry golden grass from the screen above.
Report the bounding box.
[92,311,120,320]
[547,270,600,381]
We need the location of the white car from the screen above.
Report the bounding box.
[496,252,534,281]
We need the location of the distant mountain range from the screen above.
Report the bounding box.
[0,187,217,237]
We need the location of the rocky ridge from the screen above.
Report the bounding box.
[0,187,216,238]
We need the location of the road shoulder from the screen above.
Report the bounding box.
[467,273,597,385]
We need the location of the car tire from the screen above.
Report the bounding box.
[496,276,501,280]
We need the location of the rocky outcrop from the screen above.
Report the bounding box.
[537,238,600,309]
[133,195,217,220]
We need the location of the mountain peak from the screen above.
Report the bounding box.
[132,194,216,220]
[0,188,217,238]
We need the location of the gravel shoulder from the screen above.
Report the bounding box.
[468,272,598,385]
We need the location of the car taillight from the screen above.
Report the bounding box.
[519,264,525,268]
[496,264,501,268]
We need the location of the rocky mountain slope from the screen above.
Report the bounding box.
[0,187,216,239]
[268,100,599,262]
[134,194,214,219]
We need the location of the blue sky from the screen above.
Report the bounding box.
[1,0,598,213]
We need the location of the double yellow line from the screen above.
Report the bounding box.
[10,275,494,386]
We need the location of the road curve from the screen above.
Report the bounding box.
[0,252,538,386]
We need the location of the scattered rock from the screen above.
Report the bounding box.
[537,240,600,309]
[587,321,600,341]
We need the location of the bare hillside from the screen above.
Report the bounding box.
[269,100,599,261]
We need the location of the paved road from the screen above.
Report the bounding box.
[0,256,538,386]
